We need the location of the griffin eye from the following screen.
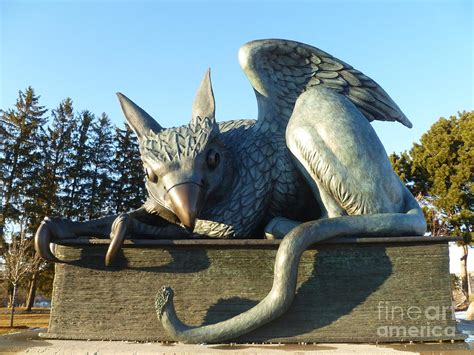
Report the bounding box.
[206,149,220,170]
[146,167,159,183]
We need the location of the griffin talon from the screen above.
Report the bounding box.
[34,218,62,263]
[105,213,130,266]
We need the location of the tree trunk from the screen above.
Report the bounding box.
[460,244,470,300]
[25,272,38,312]
[9,283,17,327]
[8,288,12,307]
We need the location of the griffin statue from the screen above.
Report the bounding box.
[35,39,426,343]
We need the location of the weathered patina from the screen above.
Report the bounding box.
[35,39,427,343]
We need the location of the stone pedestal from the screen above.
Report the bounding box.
[41,237,464,343]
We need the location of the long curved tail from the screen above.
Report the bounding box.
[155,205,426,344]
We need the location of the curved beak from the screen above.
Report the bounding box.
[167,183,205,230]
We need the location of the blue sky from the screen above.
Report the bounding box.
[1,0,472,154]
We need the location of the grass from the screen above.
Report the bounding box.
[0,307,50,335]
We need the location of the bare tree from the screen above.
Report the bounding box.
[1,227,42,327]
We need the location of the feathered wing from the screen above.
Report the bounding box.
[239,39,412,133]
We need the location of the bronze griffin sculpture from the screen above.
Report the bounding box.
[35,39,426,343]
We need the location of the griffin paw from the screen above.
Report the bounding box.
[264,217,300,239]
[105,213,131,266]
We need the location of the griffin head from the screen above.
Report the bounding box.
[117,70,230,230]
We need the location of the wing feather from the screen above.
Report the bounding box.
[239,39,412,132]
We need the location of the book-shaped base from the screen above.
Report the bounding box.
[41,236,464,343]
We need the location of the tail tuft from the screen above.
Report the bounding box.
[155,286,174,318]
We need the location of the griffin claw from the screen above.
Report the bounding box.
[105,213,130,266]
[34,217,63,263]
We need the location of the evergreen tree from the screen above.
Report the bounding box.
[85,113,114,219]
[410,112,473,234]
[389,152,415,192]
[63,111,93,220]
[29,98,75,222]
[111,124,146,213]
[0,87,47,248]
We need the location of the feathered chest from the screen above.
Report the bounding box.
[236,130,312,222]
[194,124,309,238]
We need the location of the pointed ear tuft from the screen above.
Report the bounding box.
[191,69,216,126]
[116,92,163,139]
